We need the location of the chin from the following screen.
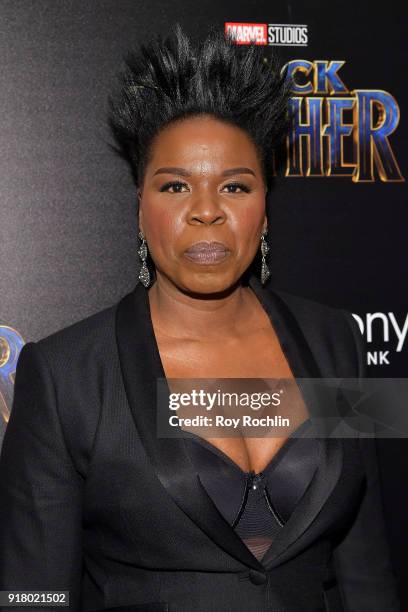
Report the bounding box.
[178,272,239,296]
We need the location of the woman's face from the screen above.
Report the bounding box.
[138,115,267,295]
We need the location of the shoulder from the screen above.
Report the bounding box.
[15,301,122,474]
[34,300,117,369]
[275,284,347,318]
[271,286,355,331]
[270,286,366,378]
[23,298,120,402]
[14,300,121,410]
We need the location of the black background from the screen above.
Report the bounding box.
[0,0,406,603]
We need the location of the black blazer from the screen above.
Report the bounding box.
[0,274,400,612]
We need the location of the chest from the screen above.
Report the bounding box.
[154,326,309,474]
[155,325,294,380]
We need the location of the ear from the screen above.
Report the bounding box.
[262,216,268,234]
[137,190,143,232]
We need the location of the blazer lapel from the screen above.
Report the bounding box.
[115,277,265,572]
[261,436,342,569]
[247,275,343,569]
[115,274,343,571]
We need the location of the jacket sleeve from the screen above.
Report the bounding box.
[0,341,83,611]
[331,312,400,611]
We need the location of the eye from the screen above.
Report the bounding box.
[159,181,189,193]
[222,182,251,194]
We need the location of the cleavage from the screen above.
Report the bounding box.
[186,418,313,476]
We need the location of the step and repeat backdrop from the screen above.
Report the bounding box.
[0,0,406,602]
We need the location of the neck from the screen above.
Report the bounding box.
[147,273,259,341]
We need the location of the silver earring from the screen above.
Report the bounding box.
[138,230,151,288]
[260,228,270,285]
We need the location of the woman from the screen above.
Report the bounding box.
[0,24,400,612]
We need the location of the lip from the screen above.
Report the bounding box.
[184,241,230,265]
[185,241,229,254]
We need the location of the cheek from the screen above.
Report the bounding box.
[229,196,265,241]
[142,203,182,257]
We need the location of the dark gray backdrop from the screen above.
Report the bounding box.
[0,0,406,603]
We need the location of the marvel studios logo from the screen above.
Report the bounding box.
[225,22,308,47]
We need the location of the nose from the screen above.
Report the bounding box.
[187,190,226,225]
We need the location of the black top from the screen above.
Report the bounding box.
[184,419,319,562]
[0,276,400,611]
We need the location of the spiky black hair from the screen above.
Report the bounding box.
[108,23,292,191]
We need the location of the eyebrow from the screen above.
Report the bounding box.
[152,166,256,177]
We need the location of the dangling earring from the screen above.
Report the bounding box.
[260,228,270,285]
[138,230,151,288]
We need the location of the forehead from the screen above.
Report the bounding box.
[147,115,261,173]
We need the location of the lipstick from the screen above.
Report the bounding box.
[184,241,230,265]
